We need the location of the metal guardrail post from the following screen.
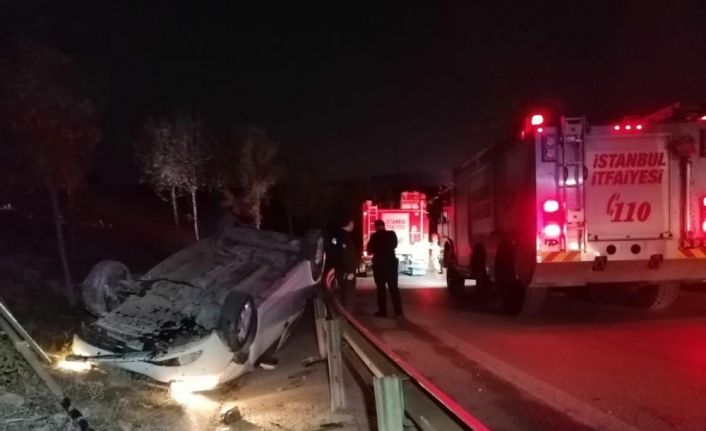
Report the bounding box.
[0,308,93,430]
[374,375,405,431]
[0,298,52,364]
[325,317,346,412]
[314,297,328,359]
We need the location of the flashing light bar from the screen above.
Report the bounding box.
[613,124,643,132]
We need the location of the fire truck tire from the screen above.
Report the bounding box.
[495,244,545,316]
[443,242,454,268]
[446,266,464,296]
[470,244,491,303]
[629,282,679,311]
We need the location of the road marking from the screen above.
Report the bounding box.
[427,326,642,431]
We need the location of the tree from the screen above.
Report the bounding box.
[136,112,211,240]
[0,39,101,307]
[173,112,211,240]
[280,154,326,234]
[236,128,281,229]
[136,118,185,228]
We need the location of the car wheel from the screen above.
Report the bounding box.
[219,291,257,363]
[82,260,131,317]
[301,229,325,281]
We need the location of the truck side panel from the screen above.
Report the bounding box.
[454,166,473,268]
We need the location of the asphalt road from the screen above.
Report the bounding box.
[347,274,706,431]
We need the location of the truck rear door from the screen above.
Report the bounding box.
[584,133,671,241]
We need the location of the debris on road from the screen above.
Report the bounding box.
[220,406,242,425]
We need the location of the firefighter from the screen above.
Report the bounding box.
[430,233,442,274]
[329,218,357,307]
[367,220,403,318]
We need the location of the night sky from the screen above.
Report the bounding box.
[2,1,705,183]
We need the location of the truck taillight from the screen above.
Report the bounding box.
[701,197,706,232]
[543,223,561,238]
[543,199,559,213]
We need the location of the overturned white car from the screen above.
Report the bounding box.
[69,227,324,390]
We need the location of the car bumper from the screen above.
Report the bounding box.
[71,331,249,386]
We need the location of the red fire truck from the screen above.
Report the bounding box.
[443,103,706,315]
[361,191,430,276]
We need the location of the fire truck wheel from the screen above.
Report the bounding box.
[470,244,491,303]
[443,243,454,268]
[446,267,464,296]
[629,282,679,311]
[495,244,545,316]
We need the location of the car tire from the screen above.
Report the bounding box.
[629,282,679,311]
[219,291,257,363]
[301,229,325,281]
[82,260,131,317]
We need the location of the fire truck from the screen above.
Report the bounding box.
[361,191,430,276]
[443,103,706,315]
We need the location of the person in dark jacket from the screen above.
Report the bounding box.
[329,218,358,306]
[366,220,403,318]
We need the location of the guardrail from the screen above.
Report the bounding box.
[0,297,93,431]
[314,289,490,431]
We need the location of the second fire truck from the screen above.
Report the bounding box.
[443,103,706,314]
[361,191,430,276]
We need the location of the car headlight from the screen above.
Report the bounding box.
[151,350,203,367]
[177,350,203,366]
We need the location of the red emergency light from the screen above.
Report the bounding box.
[541,198,563,239]
[613,123,643,132]
[531,114,544,126]
[543,223,561,238]
[543,199,559,213]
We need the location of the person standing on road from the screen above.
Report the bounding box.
[367,220,403,318]
[329,218,358,307]
[430,233,443,274]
